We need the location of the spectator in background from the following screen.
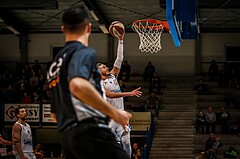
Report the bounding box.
[24,63,31,75]
[145,91,159,117]
[218,64,228,88]
[228,68,238,88]
[134,148,143,159]
[212,136,223,159]
[16,78,28,94]
[205,133,215,159]
[22,91,32,104]
[205,133,223,159]
[3,69,13,87]
[34,144,44,159]
[37,71,45,92]
[218,106,231,134]
[20,68,30,83]
[144,61,155,82]
[196,110,206,134]
[32,91,40,104]
[23,64,31,83]
[32,59,41,76]
[208,60,219,81]
[4,84,20,103]
[149,72,162,95]
[205,106,216,134]
[42,89,51,104]
[131,142,140,159]
[193,79,208,95]
[30,71,39,91]
[119,60,131,82]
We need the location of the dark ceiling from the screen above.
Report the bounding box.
[0,0,240,35]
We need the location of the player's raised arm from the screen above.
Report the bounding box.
[111,37,124,78]
[109,22,125,77]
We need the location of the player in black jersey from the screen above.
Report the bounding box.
[47,6,131,159]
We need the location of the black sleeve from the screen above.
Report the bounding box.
[68,48,96,80]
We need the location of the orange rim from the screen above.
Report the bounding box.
[132,19,170,31]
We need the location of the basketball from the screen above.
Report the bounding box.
[109,21,125,38]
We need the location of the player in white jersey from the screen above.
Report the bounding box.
[12,107,36,159]
[98,35,142,157]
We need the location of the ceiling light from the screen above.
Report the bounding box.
[99,24,109,34]
[89,10,99,21]
[7,26,20,35]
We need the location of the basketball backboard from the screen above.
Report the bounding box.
[165,0,199,47]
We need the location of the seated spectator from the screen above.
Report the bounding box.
[228,68,238,88]
[149,72,161,95]
[119,60,131,82]
[22,63,31,81]
[145,91,159,117]
[218,64,229,88]
[205,106,216,134]
[4,84,20,103]
[22,91,32,104]
[2,69,13,87]
[196,110,206,134]
[134,148,142,159]
[208,60,219,81]
[16,78,28,94]
[205,133,223,159]
[131,142,140,159]
[30,71,39,91]
[216,106,231,134]
[32,59,42,76]
[193,79,208,95]
[42,89,51,104]
[32,91,41,103]
[20,67,30,82]
[212,135,223,159]
[34,143,44,159]
[143,61,155,82]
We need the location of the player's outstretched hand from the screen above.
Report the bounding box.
[130,87,142,97]
[113,110,132,131]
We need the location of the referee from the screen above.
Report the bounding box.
[47,6,131,159]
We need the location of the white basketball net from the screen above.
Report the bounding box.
[132,20,164,53]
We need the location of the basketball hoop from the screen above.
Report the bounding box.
[132,19,169,53]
